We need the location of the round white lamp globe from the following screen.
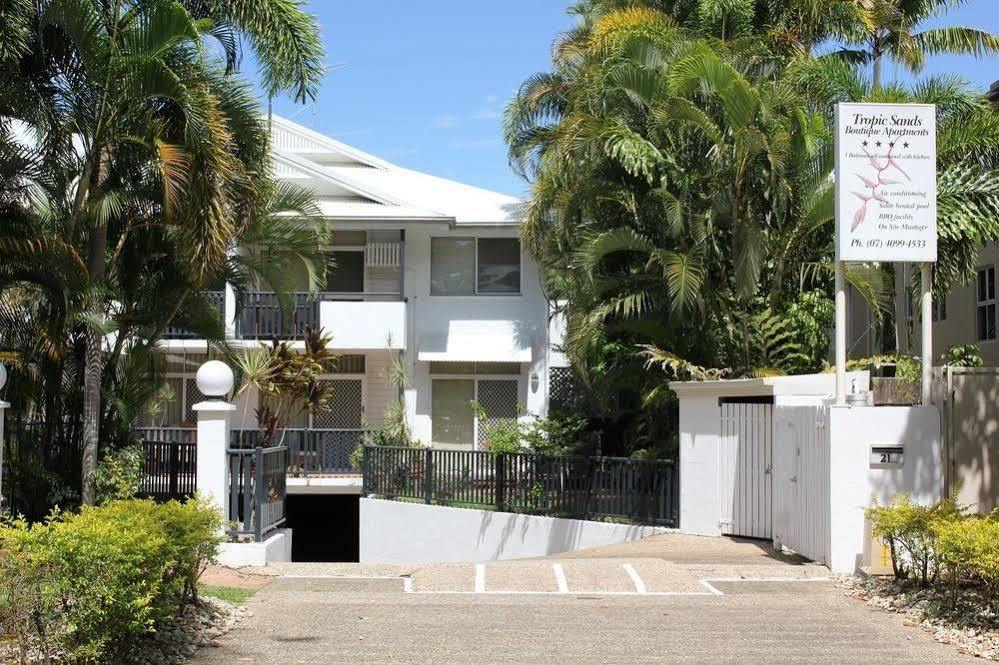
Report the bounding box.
[196,360,233,397]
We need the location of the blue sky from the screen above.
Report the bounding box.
[263,1,998,198]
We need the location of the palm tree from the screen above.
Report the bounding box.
[840,0,999,89]
[0,0,327,505]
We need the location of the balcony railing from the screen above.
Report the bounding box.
[230,428,365,475]
[165,291,225,339]
[236,291,402,340]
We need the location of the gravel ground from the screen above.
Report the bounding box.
[124,597,251,665]
[838,575,998,660]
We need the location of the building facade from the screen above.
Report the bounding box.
[146,116,558,462]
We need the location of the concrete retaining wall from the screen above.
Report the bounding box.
[219,528,293,567]
[359,498,668,563]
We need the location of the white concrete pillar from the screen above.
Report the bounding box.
[0,361,7,509]
[920,263,933,406]
[834,261,847,406]
[0,401,8,510]
[224,281,237,338]
[193,360,236,520]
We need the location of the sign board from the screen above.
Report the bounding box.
[870,444,904,467]
[835,103,937,262]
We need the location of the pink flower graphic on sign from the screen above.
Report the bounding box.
[851,143,910,232]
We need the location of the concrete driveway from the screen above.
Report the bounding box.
[194,534,967,664]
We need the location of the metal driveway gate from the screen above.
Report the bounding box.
[718,397,773,539]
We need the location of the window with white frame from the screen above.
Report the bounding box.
[430,238,521,295]
[977,266,995,341]
[430,363,520,449]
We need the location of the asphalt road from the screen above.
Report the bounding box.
[194,575,966,664]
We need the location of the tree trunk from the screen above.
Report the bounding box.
[80,152,108,506]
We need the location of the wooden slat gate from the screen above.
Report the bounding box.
[772,404,829,563]
[718,397,773,539]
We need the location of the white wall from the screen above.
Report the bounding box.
[320,301,405,350]
[826,405,942,573]
[218,528,293,567]
[402,226,550,445]
[359,498,667,563]
[679,395,723,536]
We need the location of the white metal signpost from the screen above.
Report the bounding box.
[834,103,937,405]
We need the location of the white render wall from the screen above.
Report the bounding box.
[674,375,943,573]
[359,498,667,563]
[826,406,942,573]
[401,226,551,446]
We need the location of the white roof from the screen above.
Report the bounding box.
[270,116,520,226]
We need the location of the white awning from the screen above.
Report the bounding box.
[417,320,532,363]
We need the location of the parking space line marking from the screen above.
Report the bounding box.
[475,564,486,593]
[702,577,831,583]
[622,564,647,594]
[552,564,569,593]
[698,579,724,595]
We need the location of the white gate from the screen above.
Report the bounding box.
[772,404,829,564]
[718,399,773,539]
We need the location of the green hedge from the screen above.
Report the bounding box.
[0,498,221,662]
[866,496,999,604]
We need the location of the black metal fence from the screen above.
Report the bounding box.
[362,446,679,527]
[137,440,197,501]
[227,446,289,541]
[230,428,363,475]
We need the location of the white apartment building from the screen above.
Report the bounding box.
[145,116,560,470]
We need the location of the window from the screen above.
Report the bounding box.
[432,379,475,446]
[977,267,995,341]
[932,297,947,323]
[325,251,365,293]
[477,238,520,294]
[430,238,520,295]
[431,238,475,295]
[431,368,520,449]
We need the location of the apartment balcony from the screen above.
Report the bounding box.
[164,291,225,340]
[236,292,405,348]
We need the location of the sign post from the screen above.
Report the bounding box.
[834,103,937,405]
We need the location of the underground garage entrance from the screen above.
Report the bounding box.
[284,494,360,562]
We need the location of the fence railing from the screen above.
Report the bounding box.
[230,428,364,475]
[137,440,197,501]
[134,427,197,444]
[227,446,289,542]
[362,446,679,527]
[237,292,318,340]
[165,290,225,339]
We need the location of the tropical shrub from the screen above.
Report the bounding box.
[866,495,962,583]
[939,344,985,368]
[0,498,221,661]
[92,443,145,503]
[933,515,999,604]
[476,407,588,457]
[866,496,999,608]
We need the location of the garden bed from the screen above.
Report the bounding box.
[838,575,998,660]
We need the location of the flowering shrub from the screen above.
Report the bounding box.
[0,498,221,662]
